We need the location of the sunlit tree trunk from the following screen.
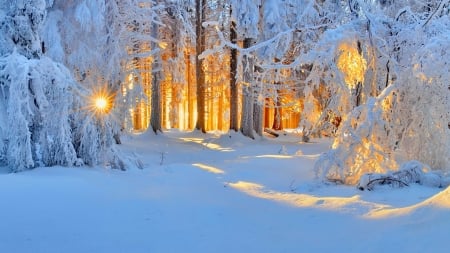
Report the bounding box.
[351,82,363,107]
[218,85,224,131]
[207,86,213,130]
[352,41,363,108]
[195,0,207,133]
[272,89,283,130]
[240,38,255,139]
[187,50,195,130]
[264,101,271,128]
[229,20,239,132]
[150,22,162,134]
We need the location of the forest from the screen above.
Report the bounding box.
[0,0,449,185]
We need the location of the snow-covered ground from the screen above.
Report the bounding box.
[0,130,449,253]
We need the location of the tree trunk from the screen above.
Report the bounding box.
[195,0,207,133]
[229,20,239,132]
[150,74,162,133]
[240,38,255,139]
[352,82,363,107]
[264,101,271,128]
[352,41,363,108]
[186,50,195,130]
[218,83,224,131]
[150,22,162,134]
[272,90,283,130]
[253,101,263,136]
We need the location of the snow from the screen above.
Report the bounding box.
[0,130,449,253]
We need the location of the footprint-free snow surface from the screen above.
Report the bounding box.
[1,130,449,253]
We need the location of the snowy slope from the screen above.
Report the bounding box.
[0,130,448,253]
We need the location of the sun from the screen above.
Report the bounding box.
[95,96,108,111]
[88,88,114,116]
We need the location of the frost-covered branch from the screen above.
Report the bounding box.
[200,20,328,68]
[422,0,450,27]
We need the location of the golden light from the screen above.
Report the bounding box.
[337,42,367,89]
[95,97,108,110]
[192,163,225,174]
[158,41,168,49]
[179,137,234,152]
[228,180,367,210]
[88,88,114,116]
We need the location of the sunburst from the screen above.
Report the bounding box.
[87,87,115,116]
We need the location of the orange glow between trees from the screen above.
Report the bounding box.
[126,38,303,132]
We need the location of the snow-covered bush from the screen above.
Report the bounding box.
[71,100,124,170]
[315,98,397,185]
[357,161,449,191]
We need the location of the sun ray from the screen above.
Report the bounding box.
[86,86,115,117]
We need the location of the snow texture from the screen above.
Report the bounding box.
[1,131,449,253]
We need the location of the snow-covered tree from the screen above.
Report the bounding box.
[388,15,450,171]
[1,0,47,58]
[0,0,79,171]
[315,1,450,184]
[0,0,125,171]
[230,0,261,138]
[43,0,166,133]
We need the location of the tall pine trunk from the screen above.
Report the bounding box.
[253,101,263,136]
[150,22,162,134]
[240,38,255,139]
[272,89,283,130]
[229,20,239,132]
[186,50,195,130]
[195,0,207,133]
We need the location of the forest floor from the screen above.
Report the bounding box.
[0,130,449,253]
